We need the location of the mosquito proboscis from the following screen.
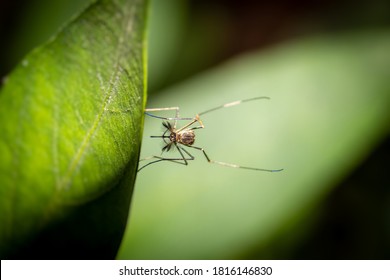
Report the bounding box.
[138,96,283,173]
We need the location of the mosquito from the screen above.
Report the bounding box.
[138,96,283,172]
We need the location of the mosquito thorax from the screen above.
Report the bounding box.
[169,132,176,142]
[177,130,195,145]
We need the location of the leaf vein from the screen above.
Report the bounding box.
[58,3,136,190]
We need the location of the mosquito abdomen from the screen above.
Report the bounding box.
[178,130,195,145]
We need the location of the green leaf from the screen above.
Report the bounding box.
[0,0,148,259]
[118,31,390,259]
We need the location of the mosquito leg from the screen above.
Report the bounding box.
[137,158,165,172]
[138,156,190,172]
[186,145,283,172]
[137,144,195,172]
[145,107,180,116]
[145,107,182,129]
[175,114,205,133]
[191,126,205,130]
[137,155,194,172]
[197,96,270,116]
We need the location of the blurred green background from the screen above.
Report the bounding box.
[1,0,389,259]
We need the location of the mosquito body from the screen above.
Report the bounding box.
[165,121,195,146]
[138,96,283,172]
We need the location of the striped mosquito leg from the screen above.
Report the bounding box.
[198,96,270,116]
[187,145,283,172]
[145,107,180,128]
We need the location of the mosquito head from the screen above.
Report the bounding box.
[169,131,176,143]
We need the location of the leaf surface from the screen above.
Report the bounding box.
[0,0,148,259]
